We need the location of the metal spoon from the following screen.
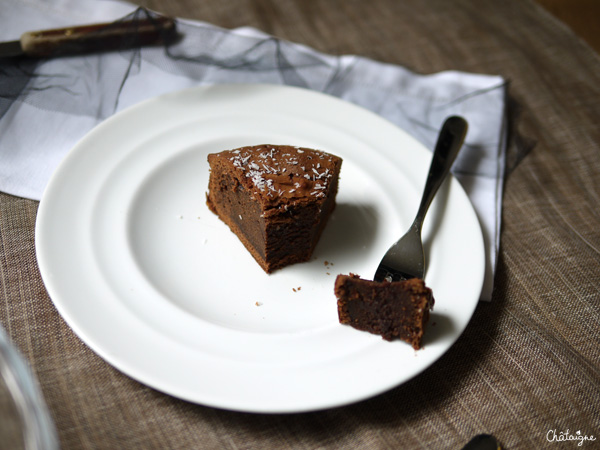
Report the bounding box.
[374,116,468,282]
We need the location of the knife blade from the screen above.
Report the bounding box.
[0,15,176,59]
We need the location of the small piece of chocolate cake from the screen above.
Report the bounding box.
[206,144,342,273]
[335,274,434,349]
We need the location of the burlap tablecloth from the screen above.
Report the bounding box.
[1,0,599,448]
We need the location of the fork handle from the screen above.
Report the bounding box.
[413,116,468,231]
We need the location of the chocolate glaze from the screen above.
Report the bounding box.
[213,144,340,208]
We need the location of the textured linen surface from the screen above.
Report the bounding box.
[1,0,599,449]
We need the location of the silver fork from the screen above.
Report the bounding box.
[373,116,468,282]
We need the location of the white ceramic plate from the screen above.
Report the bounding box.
[36,84,484,413]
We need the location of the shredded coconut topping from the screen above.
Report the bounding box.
[223,145,339,202]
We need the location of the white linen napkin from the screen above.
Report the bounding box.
[0,0,506,300]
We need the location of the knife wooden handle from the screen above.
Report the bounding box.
[20,16,176,57]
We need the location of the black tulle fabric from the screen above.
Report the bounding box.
[0,8,346,121]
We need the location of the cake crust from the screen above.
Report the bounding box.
[206,144,342,273]
[335,274,434,349]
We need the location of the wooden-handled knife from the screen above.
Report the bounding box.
[0,16,177,59]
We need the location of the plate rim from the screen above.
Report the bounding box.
[35,83,485,413]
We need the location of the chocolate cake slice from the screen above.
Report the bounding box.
[206,144,342,273]
[335,274,434,349]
